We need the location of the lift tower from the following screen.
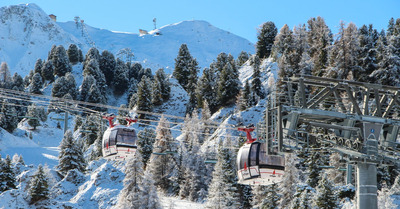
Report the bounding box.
[268,75,400,209]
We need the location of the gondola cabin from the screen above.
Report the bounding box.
[102,116,138,160]
[237,127,285,185]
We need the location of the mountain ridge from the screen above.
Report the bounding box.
[0,3,255,76]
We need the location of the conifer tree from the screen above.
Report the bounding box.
[28,165,49,205]
[79,75,96,102]
[136,76,153,119]
[327,21,360,80]
[251,56,265,99]
[113,58,129,95]
[357,24,379,82]
[279,153,300,208]
[173,44,195,90]
[137,128,156,167]
[11,72,24,91]
[48,45,57,61]
[236,51,249,66]
[256,21,278,59]
[206,140,240,209]
[152,76,163,106]
[34,59,44,75]
[117,104,129,125]
[196,67,218,113]
[155,68,171,101]
[273,24,295,58]
[0,156,16,192]
[29,72,43,94]
[57,130,86,176]
[116,152,145,209]
[148,115,177,194]
[0,99,18,133]
[140,169,162,209]
[307,17,333,77]
[26,103,41,130]
[67,44,80,64]
[41,60,55,82]
[83,58,107,96]
[0,62,12,88]
[314,173,338,209]
[99,50,116,86]
[52,45,72,77]
[87,83,105,112]
[326,153,345,184]
[307,150,322,188]
[217,62,241,106]
[83,47,100,68]
[130,62,142,81]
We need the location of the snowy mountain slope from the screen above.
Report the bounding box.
[58,19,254,74]
[0,3,254,77]
[0,3,87,76]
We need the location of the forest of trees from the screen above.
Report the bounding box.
[0,16,399,208]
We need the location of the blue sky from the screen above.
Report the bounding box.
[1,0,399,43]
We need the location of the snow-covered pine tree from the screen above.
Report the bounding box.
[79,75,96,102]
[47,44,57,61]
[52,45,72,77]
[81,114,100,146]
[313,173,338,209]
[99,50,116,86]
[279,153,300,208]
[23,70,34,87]
[236,89,247,112]
[113,58,129,95]
[0,99,18,133]
[273,24,295,59]
[357,24,379,82]
[173,43,194,90]
[67,44,80,65]
[0,62,12,88]
[140,169,162,209]
[11,72,24,91]
[307,16,333,77]
[28,164,49,205]
[130,62,142,81]
[196,67,218,113]
[0,156,16,192]
[83,58,107,97]
[87,83,105,112]
[41,60,55,82]
[127,78,138,105]
[34,59,43,75]
[369,27,400,86]
[256,21,278,59]
[26,103,41,130]
[236,51,249,66]
[326,152,345,184]
[378,183,397,209]
[148,115,177,193]
[116,152,145,209]
[206,139,240,209]
[307,150,322,188]
[117,104,129,125]
[136,76,153,119]
[251,56,265,99]
[152,75,163,106]
[57,130,86,176]
[217,62,240,106]
[155,68,171,101]
[137,128,156,167]
[83,47,100,68]
[327,21,360,80]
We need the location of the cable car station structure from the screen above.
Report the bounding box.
[267,75,400,209]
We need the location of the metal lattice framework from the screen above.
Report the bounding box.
[267,75,400,209]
